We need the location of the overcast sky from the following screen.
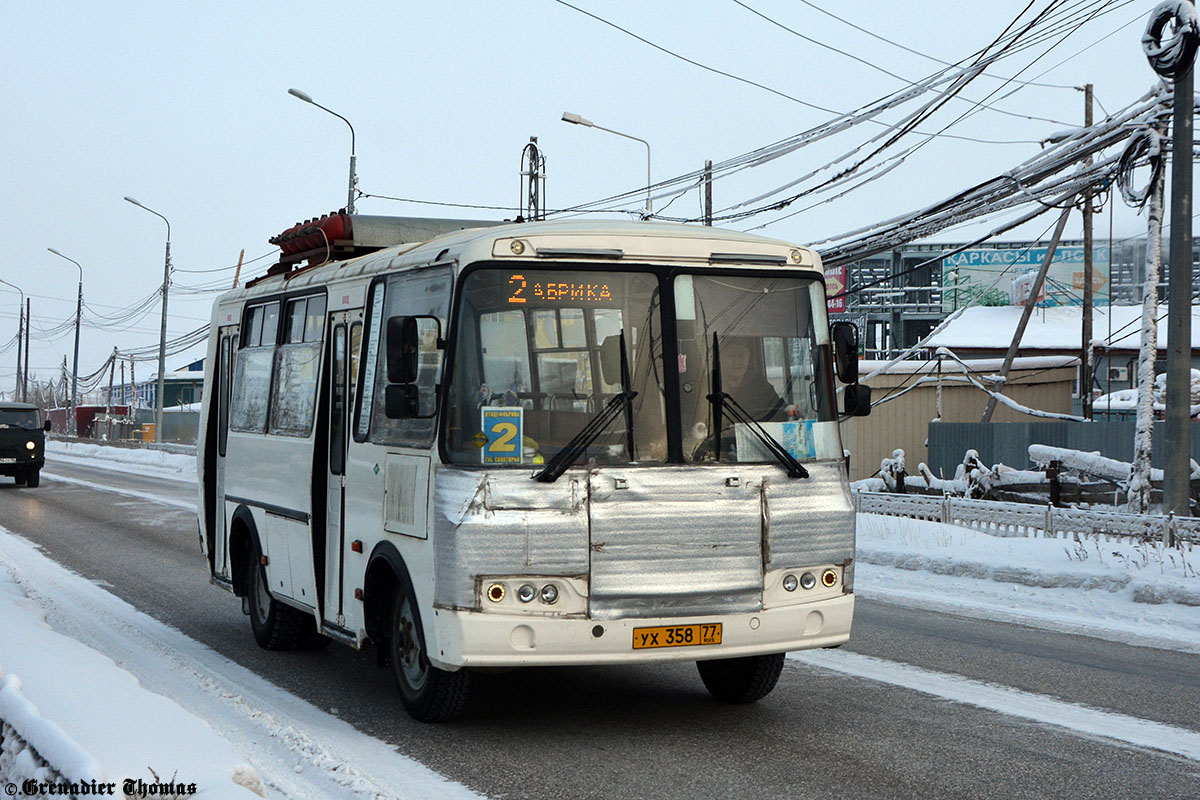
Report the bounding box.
[0,0,1169,386]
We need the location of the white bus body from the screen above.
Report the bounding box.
[198,217,866,721]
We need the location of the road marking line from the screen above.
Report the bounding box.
[790,649,1200,761]
[40,471,196,511]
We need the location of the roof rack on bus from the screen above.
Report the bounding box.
[260,212,504,280]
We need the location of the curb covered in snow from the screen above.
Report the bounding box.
[857,548,1200,607]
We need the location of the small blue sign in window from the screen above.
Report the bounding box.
[481,407,524,464]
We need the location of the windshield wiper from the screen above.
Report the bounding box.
[534,329,638,483]
[706,334,809,480]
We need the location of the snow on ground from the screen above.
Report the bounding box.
[0,558,265,798]
[0,531,480,800]
[3,439,1200,792]
[46,440,196,483]
[855,514,1200,653]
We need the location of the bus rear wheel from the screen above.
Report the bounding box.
[389,584,470,722]
[246,540,306,650]
[696,653,785,703]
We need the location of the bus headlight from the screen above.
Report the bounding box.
[821,569,838,588]
[782,574,799,592]
[487,583,506,602]
[517,583,536,603]
[800,572,817,590]
[540,584,559,604]
[25,441,36,450]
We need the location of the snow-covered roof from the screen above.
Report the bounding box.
[924,304,1200,351]
[861,355,1078,374]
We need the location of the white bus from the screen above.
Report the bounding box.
[197,214,870,722]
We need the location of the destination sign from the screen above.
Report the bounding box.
[507,274,615,305]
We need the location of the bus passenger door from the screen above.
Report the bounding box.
[213,329,235,578]
[323,313,357,627]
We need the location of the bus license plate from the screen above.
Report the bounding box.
[632,623,722,650]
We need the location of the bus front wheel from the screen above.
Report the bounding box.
[696,653,785,703]
[389,584,470,722]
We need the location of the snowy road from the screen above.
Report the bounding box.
[1,452,1198,798]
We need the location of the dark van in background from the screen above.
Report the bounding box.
[0,402,50,487]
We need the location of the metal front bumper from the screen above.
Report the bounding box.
[430,593,854,670]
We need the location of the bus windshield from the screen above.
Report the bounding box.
[674,273,837,463]
[443,266,838,467]
[445,267,666,465]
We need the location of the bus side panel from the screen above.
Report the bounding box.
[225,432,318,608]
[431,468,590,611]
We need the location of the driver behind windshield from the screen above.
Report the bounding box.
[720,337,787,422]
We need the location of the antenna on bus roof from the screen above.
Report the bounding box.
[520,137,546,222]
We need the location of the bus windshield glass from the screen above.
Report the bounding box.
[673,274,838,463]
[445,268,666,465]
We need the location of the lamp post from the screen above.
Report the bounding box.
[0,279,23,401]
[288,88,357,214]
[46,248,83,435]
[124,196,171,443]
[561,111,652,218]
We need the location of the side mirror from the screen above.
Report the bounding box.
[830,322,860,384]
[386,317,420,384]
[843,383,872,417]
[43,420,52,432]
[384,384,421,419]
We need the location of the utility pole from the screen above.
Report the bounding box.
[1165,12,1196,521]
[106,349,116,441]
[14,301,22,402]
[1081,83,1095,420]
[704,160,713,226]
[981,202,1075,422]
[23,298,29,402]
[1129,126,1167,515]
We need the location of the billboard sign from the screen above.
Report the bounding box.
[941,245,1110,311]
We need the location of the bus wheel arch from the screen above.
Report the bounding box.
[365,542,471,722]
[228,506,258,599]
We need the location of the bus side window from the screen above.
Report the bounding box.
[230,301,279,433]
[269,294,326,437]
[368,268,452,447]
[218,333,233,456]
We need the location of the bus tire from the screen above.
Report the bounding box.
[247,540,306,650]
[696,653,785,704]
[12,472,25,486]
[389,582,470,722]
[25,469,39,488]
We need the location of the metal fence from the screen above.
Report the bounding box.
[926,421,1200,479]
[854,490,1200,545]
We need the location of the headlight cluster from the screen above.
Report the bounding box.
[781,569,838,592]
[25,440,36,451]
[487,580,560,605]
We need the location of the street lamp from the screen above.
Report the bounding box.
[562,111,652,218]
[288,88,358,214]
[46,248,83,435]
[124,196,171,443]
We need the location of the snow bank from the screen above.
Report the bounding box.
[858,513,1200,609]
[46,440,196,482]
[0,563,265,799]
